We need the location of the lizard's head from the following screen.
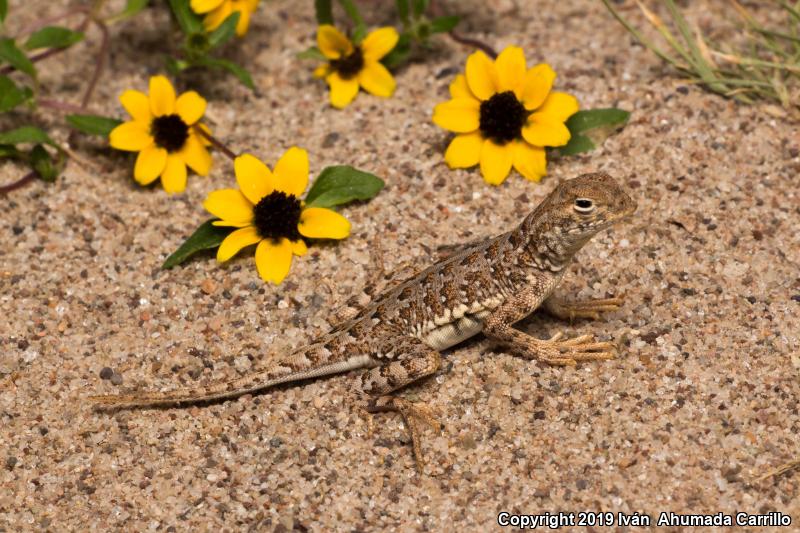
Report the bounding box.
[530,172,637,256]
[552,172,637,232]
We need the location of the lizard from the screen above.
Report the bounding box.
[91,171,637,469]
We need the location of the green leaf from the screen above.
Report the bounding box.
[162,219,234,269]
[560,108,631,156]
[0,126,55,146]
[0,38,36,78]
[412,0,429,17]
[165,55,190,75]
[381,32,411,69]
[208,12,239,48]
[396,0,410,24]
[429,15,459,34]
[305,165,384,208]
[108,0,149,23]
[0,144,21,158]
[315,0,333,25]
[196,56,255,90]
[66,114,123,137]
[0,0,7,23]
[297,46,326,61]
[168,0,203,34]
[24,27,84,50]
[30,144,57,182]
[0,75,32,112]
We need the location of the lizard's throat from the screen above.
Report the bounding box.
[534,229,592,271]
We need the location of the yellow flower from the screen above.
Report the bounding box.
[203,148,351,284]
[109,75,213,194]
[314,24,399,109]
[190,0,259,36]
[432,47,579,185]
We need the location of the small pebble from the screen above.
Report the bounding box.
[99,367,113,380]
[110,373,123,386]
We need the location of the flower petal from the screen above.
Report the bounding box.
[495,46,527,94]
[512,140,547,182]
[317,24,352,60]
[535,91,579,122]
[134,146,167,185]
[449,74,472,99]
[149,75,176,117]
[273,147,309,197]
[432,98,480,133]
[522,116,571,147]
[217,226,262,262]
[521,63,556,111]
[235,5,253,36]
[444,132,482,168]
[204,189,254,225]
[180,134,213,176]
[109,121,153,151]
[479,139,513,186]
[255,238,293,284]
[313,64,329,78]
[203,3,231,32]
[234,153,274,204]
[161,153,188,194]
[326,72,360,109]
[298,207,351,239]
[465,50,498,101]
[191,0,224,14]
[358,61,395,97]
[175,91,206,125]
[361,27,399,61]
[119,90,151,122]
[291,239,308,256]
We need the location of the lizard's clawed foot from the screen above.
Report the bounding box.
[537,332,617,366]
[545,296,625,322]
[364,396,442,471]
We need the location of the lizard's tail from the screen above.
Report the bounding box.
[90,353,373,410]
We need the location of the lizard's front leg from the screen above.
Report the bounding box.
[483,287,616,366]
[354,334,443,471]
[543,294,624,321]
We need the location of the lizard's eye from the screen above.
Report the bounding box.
[574,198,595,213]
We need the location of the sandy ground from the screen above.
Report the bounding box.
[2,0,799,530]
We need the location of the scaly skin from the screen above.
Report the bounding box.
[91,172,637,471]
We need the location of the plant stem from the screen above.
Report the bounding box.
[81,18,110,108]
[38,98,88,113]
[0,171,37,195]
[428,0,498,58]
[195,127,236,161]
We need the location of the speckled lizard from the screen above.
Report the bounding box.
[92,172,637,469]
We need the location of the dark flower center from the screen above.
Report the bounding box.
[479,91,528,144]
[253,190,302,242]
[151,114,189,152]
[330,47,364,79]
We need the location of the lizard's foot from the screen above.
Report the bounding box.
[364,396,442,471]
[545,296,625,322]
[535,332,617,366]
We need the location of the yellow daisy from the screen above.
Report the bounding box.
[190,0,259,36]
[203,148,351,284]
[313,24,399,109]
[109,75,213,194]
[432,47,579,185]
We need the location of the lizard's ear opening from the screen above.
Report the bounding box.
[573,198,595,214]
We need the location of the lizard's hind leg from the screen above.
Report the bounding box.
[355,334,443,471]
